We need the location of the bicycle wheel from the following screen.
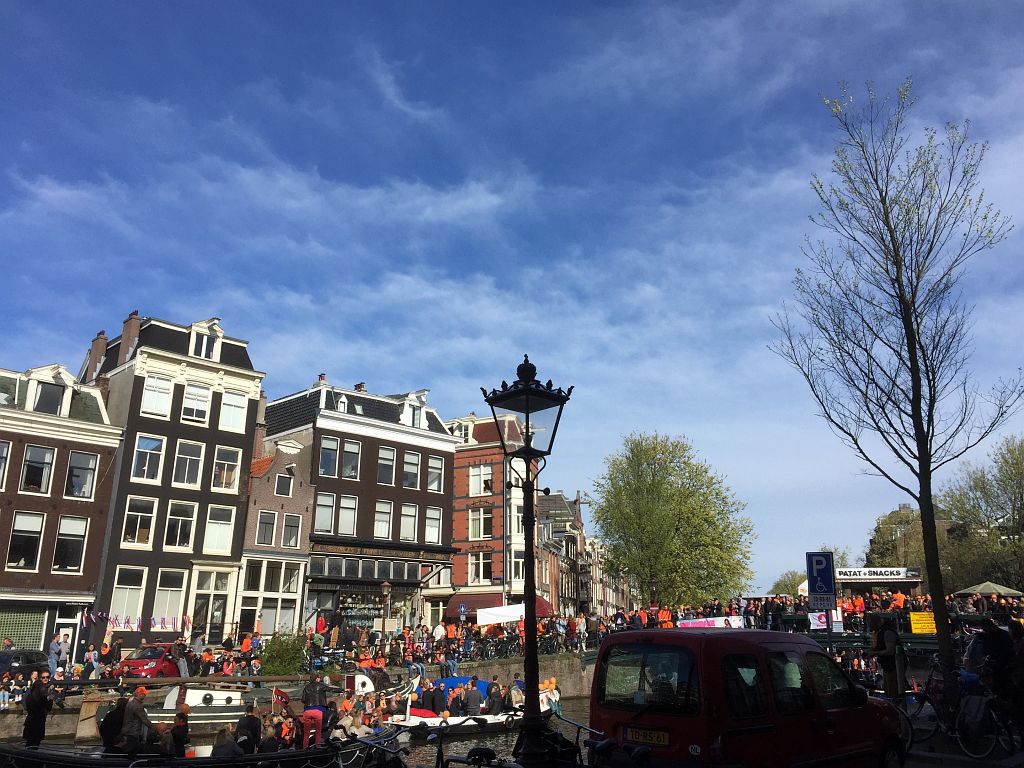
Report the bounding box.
[907,694,940,743]
[956,704,1000,760]
[894,705,914,754]
[996,713,1023,755]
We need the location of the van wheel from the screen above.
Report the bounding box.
[879,742,902,768]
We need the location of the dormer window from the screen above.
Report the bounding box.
[33,383,64,415]
[410,404,422,428]
[193,333,215,359]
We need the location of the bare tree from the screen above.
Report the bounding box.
[773,78,1021,686]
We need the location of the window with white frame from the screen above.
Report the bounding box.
[403,452,420,489]
[153,569,187,619]
[282,514,300,548]
[468,551,493,584]
[427,455,443,492]
[377,446,395,485]
[264,561,282,591]
[409,404,422,428]
[256,511,276,546]
[172,441,204,487]
[342,440,360,479]
[282,563,301,593]
[218,391,248,432]
[20,445,55,494]
[511,550,526,581]
[33,382,64,415]
[164,501,196,550]
[314,492,334,534]
[469,465,492,496]
[211,446,241,491]
[140,375,172,417]
[274,474,293,497]
[469,508,493,540]
[203,505,234,554]
[319,436,339,477]
[65,451,98,499]
[7,512,44,570]
[193,332,216,359]
[131,435,164,482]
[374,500,392,539]
[123,497,156,547]
[513,505,524,535]
[181,383,211,423]
[338,496,357,536]
[0,441,9,491]
[244,561,262,591]
[111,566,146,620]
[52,516,88,573]
[400,503,417,541]
[425,506,442,544]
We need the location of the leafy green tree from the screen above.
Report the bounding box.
[773,78,1021,692]
[258,632,307,675]
[590,432,754,605]
[770,569,805,596]
[816,543,852,568]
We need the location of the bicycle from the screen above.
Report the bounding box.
[907,655,1007,759]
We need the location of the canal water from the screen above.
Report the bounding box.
[402,697,590,767]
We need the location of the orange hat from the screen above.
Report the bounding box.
[135,686,148,697]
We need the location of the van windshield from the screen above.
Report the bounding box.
[597,643,699,715]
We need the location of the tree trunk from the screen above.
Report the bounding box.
[918,477,957,702]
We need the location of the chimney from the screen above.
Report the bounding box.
[83,330,108,383]
[354,382,366,392]
[252,390,268,459]
[117,310,141,366]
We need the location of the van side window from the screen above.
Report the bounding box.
[721,654,768,718]
[767,651,815,714]
[805,652,859,709]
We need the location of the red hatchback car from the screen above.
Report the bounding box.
[119,643,179,678]
[590,628,904,767]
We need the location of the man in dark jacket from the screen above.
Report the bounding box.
[234,704,262,754]
[99,697,128,751]
[23,673,53,746]
[484,679,504,715]
[300,673,331,747]
[463,679,483,715]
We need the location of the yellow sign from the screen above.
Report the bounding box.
[909,612,936,634]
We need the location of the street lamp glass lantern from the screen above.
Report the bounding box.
[481,355,573,460]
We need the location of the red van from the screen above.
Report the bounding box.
[589,629,904,767]
[119,643,179,678]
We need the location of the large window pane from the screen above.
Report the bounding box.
[165,502,195,549]
[256,511,276,545]
[767,651,815,715]
[173,441,203,486]
[425,507,442,545]
[374,501,392,539]
[20,445,55,493]
[244,561,263,591]
[403,452,420,489]
[314,493,334,534]
[204,506,234,553]
[34,382,64,415]
[400,504,417,541]
[264,561,282,592]
[123,497,155,546]
[282,515,300,548]
[65,452,98,499]
[597,644,700,714]
[181,383,211,423]
[153,570,186,618]
[377,447,395,485]
[53,516,88,572]
[342,440,360,479]
[338,496,357,536]
[427,456,443,492]
[140,375,172,416]
[111,566,145,618]
[219,391,248,431]
[132,436,163,481]
[320,436,339,477]
[212,447,241,491]
[282,564,300,593]
[7,512,44,569]
[722,654,769,718]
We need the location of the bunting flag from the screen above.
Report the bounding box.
[171,617,178,631]
[149,617,156,630]
[81,611,87,628]
[123,617,133,632]
[160,618,167,630]
[111,616,121,629]
[90,613,97,624]
[136,616,142,631]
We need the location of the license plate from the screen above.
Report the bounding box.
[623,727,669,746]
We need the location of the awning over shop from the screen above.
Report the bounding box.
[446,592,504,618]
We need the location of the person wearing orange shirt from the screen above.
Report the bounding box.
[239,634,252,655]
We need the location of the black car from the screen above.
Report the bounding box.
[0,650,49,677]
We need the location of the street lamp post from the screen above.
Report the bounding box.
[482,355,572,767]
[381,581,392,631]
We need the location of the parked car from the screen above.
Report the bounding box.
[0,650,49,677]
[119,643,178,678]
[589,628,904,767]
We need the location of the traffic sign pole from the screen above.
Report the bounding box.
[806,551,837,651]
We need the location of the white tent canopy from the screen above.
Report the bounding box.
[477,603,527,626]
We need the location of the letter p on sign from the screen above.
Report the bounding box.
[806,551,836,610]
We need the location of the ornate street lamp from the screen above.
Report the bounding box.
[482,355,572,766]
[381,581,392,622]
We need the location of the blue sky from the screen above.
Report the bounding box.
[3,2,1023,591]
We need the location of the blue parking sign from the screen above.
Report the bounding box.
[459,603,466,615]
[806,551,836,610]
